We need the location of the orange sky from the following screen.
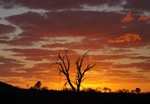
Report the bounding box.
[0,0,150,92]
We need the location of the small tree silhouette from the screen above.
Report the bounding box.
[56,50,96,92]
[135,88,141,94]
[116,89,129,93]
[103,87,111,93]
[32,81,42,90]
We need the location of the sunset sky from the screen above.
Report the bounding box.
[0,0,150,92]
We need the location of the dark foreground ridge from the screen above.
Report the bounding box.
[0,81,150,104]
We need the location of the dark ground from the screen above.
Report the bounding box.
[0,81,150,104]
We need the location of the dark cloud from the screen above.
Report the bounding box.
[124,0,150,11]
[129,56,150,60]
[91,55,127,61]
[6,11,121,35]
[91,54,150,62]
[0,24,16,35]
[4,8,149,48]
[5,11,122,46]
[42,37,105,52]
[0,0,122,10]
[5,48,59,61]
[95,61,113,70]
[113,62,150,71]
[69,38,105,50]
[0,56,24,77]
[14,63,54,78]
[4,48,78,61]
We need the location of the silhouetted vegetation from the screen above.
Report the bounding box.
[30,81,42,90]
[135,87,141,94]
[0,81,150,104]
[29,81,49,91]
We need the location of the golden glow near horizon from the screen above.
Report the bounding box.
[0,0,150,92]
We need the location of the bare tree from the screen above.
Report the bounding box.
[56,50,96,92]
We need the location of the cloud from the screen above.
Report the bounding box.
[5,48,60,61]
[104,69,150,83]
[80,4,123,12]
[138,15,150,21]
[124,0,150,11]
[68,37,105,50]
[113,62,150,71]
[91,55,127,61]
[104,69,131,77]
[4,11,122,46]
[0,56,24,77]
[130,56,150,60]
[107,33,142,44]
[121,11,134,23]
[0,24,16,35]
[4,10,149,47]
[0,0,123,10]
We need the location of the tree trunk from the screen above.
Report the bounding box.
[66,75,76,92]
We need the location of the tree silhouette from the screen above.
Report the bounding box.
[56,50,96,92]
[103,87,111,93]
[31,81,42,90]
[116,88,130,93]
[135,88,141,94]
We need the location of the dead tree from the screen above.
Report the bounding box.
[56,50,96,92]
